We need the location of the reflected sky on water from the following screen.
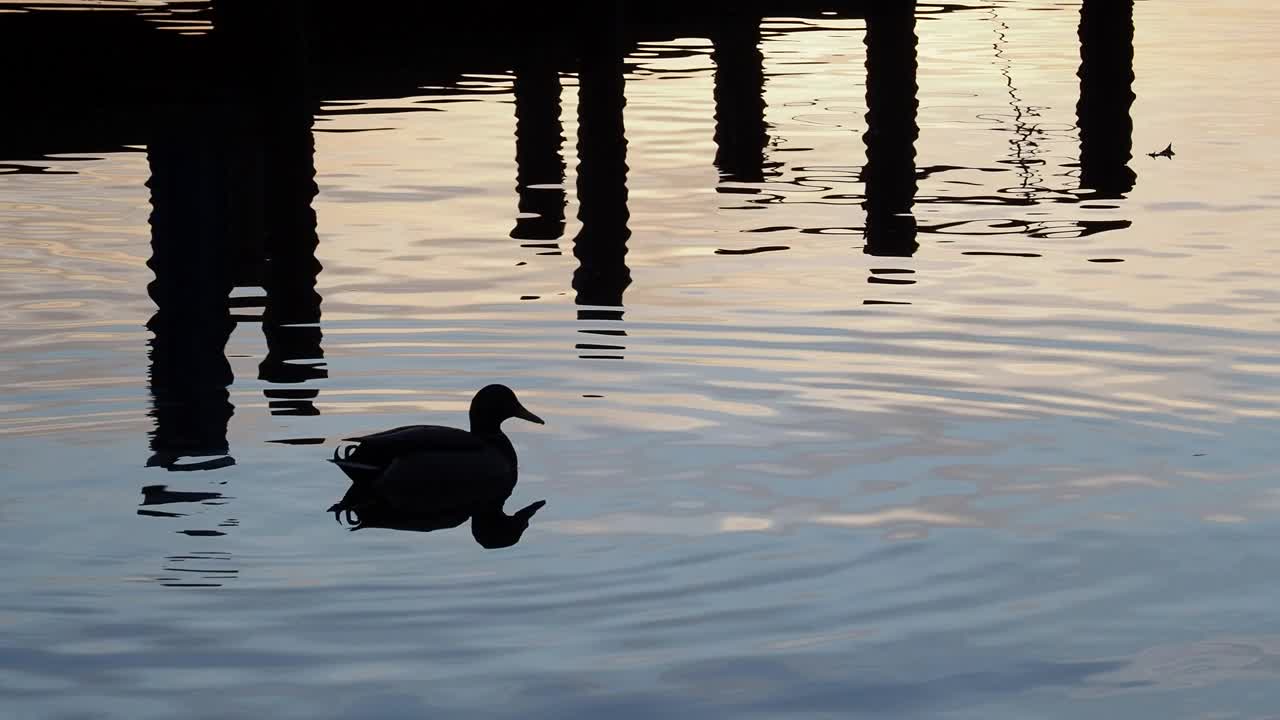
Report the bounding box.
[2,1,1280,718]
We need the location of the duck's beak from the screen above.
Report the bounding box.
[515,500,547,521]
[513,403,545,425]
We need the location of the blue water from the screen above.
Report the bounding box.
[3,1,1280,717]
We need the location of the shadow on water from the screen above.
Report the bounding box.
[510,47,567,254]
[5,0,1139,560]
[708,0,1136,296]
[572,2,632,362]
[146,2,325,470]
[1077,0,1137,197]
[712,9,771,186]
[138,484,238,586]
[2,0,1138,313]
[137,2,325,585]
[145,103,237,474]
[861,3,920,260]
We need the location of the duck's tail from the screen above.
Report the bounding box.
[328,445,381,484]
[327,485,366,525]
[327,445,380,524]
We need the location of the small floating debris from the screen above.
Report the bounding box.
[864,300,912,306]
[267,438,326,445]
[583,394,604,398]
[1148,143,1175,159]
[716,245,790,255]
[745,225,798,233]
[177,530,227,537]
[520,295,540,300]
[962,251,1042,258]
[1087,258,1125,263]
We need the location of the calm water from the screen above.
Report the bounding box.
[4,1,1280,717]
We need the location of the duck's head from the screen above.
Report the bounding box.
[470,384,544,432]
[472,500,547,549]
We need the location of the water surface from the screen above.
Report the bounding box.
[3,1,1280,717]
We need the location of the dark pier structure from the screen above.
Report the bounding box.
[0,0,1138,469]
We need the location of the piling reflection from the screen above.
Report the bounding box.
[28,0,1143,458]
[151,551,237,588]
[511,55,567,253]
[257,107,325,417]
[712,11,770,185]
[862,2,919,258]
[137,483,238,586]
[145,105,236,473]
[138,4,324,590]
[219,0,327,416]
[137,484,226,517]
[10,0,1142,372]
[1077,0,1137,197]
[572,3,631,361]
[7,0,1147,561]
[144,2,325,467]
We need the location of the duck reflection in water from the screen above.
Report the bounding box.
[338,498,547,549]
[327,385,547,549]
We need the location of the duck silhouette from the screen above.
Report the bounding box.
[327,385,545,546]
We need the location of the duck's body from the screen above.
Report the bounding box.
[327,385,543,531]
[331,424,517,516]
